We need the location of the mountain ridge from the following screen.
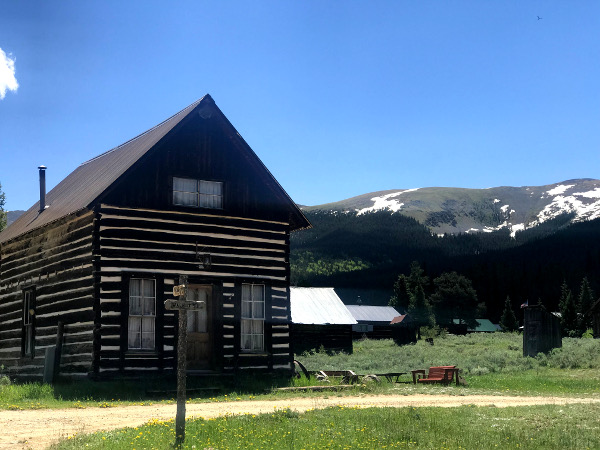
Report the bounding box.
[303,178,600,236]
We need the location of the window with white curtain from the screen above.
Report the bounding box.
[241,284,265,352]
[128,278,156,350]
[173,177,223,209]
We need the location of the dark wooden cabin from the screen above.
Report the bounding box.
[290,287,357,354]
[346,305,400,340]
[0,95,310,380]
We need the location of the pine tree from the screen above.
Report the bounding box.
[578,277,595,333]
[429,271,478,328]
[408,284,435,338]
[499,296,518,332]
[389,261,429,312]
[559,281,578,337]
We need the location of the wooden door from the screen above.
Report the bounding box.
[186,285,212,369]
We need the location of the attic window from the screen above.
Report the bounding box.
[173,177,223,209]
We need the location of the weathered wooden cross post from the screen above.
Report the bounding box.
[164,275,204,446]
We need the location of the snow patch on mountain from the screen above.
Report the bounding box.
[356,188,420,215]
[574,187,600,199]
[546,184,575,196]
[533,187,600,227]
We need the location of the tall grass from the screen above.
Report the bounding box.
[297,333,600,375]
[52,403,600,449]
[3,333,600,410]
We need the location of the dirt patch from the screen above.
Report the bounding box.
[2,394,599,449]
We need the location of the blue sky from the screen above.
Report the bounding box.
[1,1,599,211]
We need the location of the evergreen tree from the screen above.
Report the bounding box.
[429,271,478,328]
[499,296,518,331]
[389,261,429,312]
[559,281,578,337]
[389,274,409,312]
[0,182,6,232]
[578,277,595,333]
[407,284,435,337]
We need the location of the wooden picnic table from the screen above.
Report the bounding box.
[375,372,407,383]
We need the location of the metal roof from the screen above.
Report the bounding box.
[345,305,400,323]
[390,314,408,325]
[0,95,310,244]
[290,287,357,325]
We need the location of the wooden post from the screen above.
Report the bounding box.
[53,321,64,382]
[175,275,188,446]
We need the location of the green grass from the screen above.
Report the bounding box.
[51,403,600,449]
[3,333,600,410]
[296,333,600,396]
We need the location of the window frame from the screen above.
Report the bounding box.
[240,283,265,353]
[127,278,157,351]
[22,287,36,358]
[172,176,224,210]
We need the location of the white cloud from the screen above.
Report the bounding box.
[0,48,19,99]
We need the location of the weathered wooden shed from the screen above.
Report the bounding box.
[0,95,310,380]
[523,305,562,357]
[290,287,357,354]
[390,314,417,345]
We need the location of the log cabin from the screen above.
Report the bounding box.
[290,287,357,354]
[0,94,310,380]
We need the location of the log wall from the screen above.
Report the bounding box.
[291,324,354,354]
[0,210,95,379]
[95,204,293,375]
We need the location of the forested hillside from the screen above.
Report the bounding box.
[290,210,600,321]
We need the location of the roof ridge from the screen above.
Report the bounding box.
[80,95,207,167]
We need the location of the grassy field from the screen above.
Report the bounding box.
[51,403,600,449]
[2,333,600,410]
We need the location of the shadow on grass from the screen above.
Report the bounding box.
[51,372,299,402]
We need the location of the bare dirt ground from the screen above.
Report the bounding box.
[2,394,600,449]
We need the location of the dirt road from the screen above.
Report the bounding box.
[2,394,599,449]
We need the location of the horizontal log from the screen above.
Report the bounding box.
[1,210,93,258]
[36,309,95,328]
[99,238,285,262]
[99,228,285,252]
[1,253,93,284]
[100,247,285,269]
[98,258,285,279]
[99,216,286,243]
[99,205,289,232]
[1,235,93,274]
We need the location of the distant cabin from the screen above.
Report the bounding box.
[290,287,357,354]
[390,314,417,345]
[0,94,311,380]
[345,305,400,339]
[452,319,500,333]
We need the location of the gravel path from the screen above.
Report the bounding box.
[2,394,599,449]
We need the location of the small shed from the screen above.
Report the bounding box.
[346,305,400,339]
[523,305,562,357]
[390,314,417,345]
[290,288,356,354]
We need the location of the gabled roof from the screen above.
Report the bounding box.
[0,95,309,244]
[290,287,357,325]
[345,305,400,323]
[390,314,409,325]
